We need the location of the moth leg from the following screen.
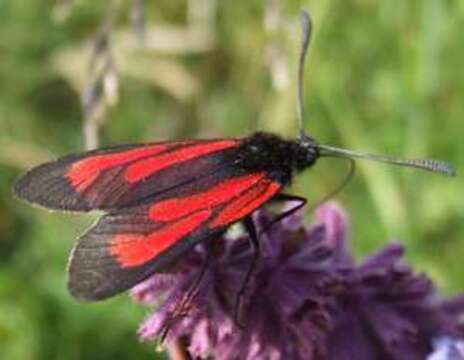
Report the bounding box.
[181,238,215,310]
[261,193,307,234]
[234,216,260,328]
[160,238,214,343]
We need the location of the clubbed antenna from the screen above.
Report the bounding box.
[294,10,454,177]
[296,10,312,139]
[317,144,456,177]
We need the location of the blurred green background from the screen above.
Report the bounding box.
[1,0,463,359]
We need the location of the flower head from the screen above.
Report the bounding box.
[131,202,464,359]
[326,242,464,360]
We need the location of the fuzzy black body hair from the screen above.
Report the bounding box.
[234,132,318,185]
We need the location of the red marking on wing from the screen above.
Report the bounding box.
[109,210,211,267]
[66,144,167,192]
[210,180,280,228]
[149,173,265,222]
[124,140,238,183]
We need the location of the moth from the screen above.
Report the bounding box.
[14,11,454,302]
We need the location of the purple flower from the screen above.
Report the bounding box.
[131,202,464,359]
[326,242,464,360]
[132,203,346,359]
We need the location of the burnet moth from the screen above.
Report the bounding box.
[14,11,454,303]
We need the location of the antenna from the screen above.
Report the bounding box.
[296,10,312,139]
[317,144,456,176]
[294,10,455,178]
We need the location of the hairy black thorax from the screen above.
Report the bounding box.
[233,132,319,185]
